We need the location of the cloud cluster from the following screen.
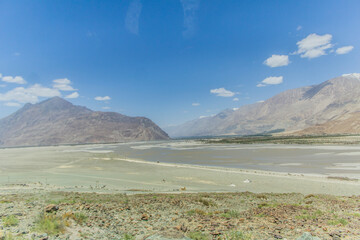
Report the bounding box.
[53,78,76,91]
[257,76,283,87]
[192,102,200,106]
[296,33,333,59]
[0,84,61,104]
[95,96,111,101]
[0,75,81,107]
[125,0,142,35]
[1,75,26,84]
[260,32,355,87]
[264,55,289,67]
[210,88,235,97]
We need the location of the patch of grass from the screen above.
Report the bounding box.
[187,209,207,216]
[73,212,88,225]
[328,218,348,226]
[187,231,210,240]
[47,198,76,205]
[61,212,88,225]
[257,202,280,208]
[198,198,217,207]
[34,213,66,235]
[256,213,266,217]
[121,233,135,240]
[222,231,252,240]
[295,210,323,220]
[255,194,268,200]
[2,215,19,227]
[221,210,241,218]
[0,200,12,204]
[346,212,360,217]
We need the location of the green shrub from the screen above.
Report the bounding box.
[34,214,66,235]
[187,231,210,240]
[2,215,19,227]
[221,210,241,218]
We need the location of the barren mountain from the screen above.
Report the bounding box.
[166,74,360,137]
[295,111,360,135]
[0,97,169,147]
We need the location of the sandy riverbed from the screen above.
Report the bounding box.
[0,142,359,196]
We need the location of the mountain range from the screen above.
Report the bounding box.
[166,73,360,137]
[0,97,169,147]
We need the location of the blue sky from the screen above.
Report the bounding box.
[0,0,359,127]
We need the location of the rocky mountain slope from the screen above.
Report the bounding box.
[295,111,360,135]
[0,97,169,147]
[166,74,360,137]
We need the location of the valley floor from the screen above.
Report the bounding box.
[0,143,359,239]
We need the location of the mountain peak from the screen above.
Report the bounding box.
[0,97,169,147]
[40,96,72,106]
[34,96,80,113]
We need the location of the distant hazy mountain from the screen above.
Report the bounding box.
[0,97,169,147]
[166,74,360,137]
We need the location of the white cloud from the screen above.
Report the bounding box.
[4,102,21,107]
[2,76,27,84]
[180,0,200,38]
[257,76,283,87]
[264,54,290,67]
[54,84,76,91]
[296,33,333,59]
[232,108,239,111]
[125,0,142,35]
[336,46,354,55]
[95,96,111,101]
[296,26,302,31]
[199,116,207,119]
[53,78,71,85]
[102,106,111,110]
[0,84,61,104]
[233,97,239,101]
[257,100,265,103]
[210,88,235,97]
[65,92,79,99]
[13,52,21,56]
[262,76,283,85]
[192,102,200,106]
[53,78,76,91]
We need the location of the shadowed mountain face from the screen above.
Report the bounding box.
[0,97,169,147]
[166,74,360,137]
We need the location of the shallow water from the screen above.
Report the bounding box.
[100,141,360,179]
[1,141,360,195]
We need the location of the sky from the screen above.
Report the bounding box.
[0,0,359,127]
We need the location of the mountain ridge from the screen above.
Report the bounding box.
[0,97,170,147]
[166,74,360,137]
